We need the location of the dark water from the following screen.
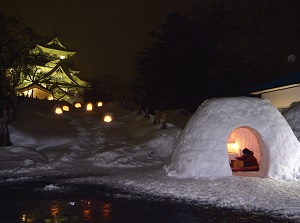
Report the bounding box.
[0,181,293,223]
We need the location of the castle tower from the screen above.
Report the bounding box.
[17,33,90,103]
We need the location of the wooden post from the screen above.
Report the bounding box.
[144,106,150,118]
[153,109,160,124]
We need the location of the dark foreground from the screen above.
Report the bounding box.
[0,181,293,223]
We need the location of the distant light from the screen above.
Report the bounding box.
[48,95,54,100]
[86,103,93,111]
[24,89,33,97]
[104,115,112,123]
[55,107,63,114]
[97,101,103,107]
[74,102,81,108]
[60,55,66,59]
[21,214,26,222]
[62,105,69,111]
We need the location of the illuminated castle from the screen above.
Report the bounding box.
[17,33,90,103]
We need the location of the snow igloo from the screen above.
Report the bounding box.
[166,97,300,180]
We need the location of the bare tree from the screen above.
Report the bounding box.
[0,13,40,96]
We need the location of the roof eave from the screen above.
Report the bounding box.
[250,83,300,95]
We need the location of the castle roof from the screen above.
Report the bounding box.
[45,62,89,87]
[36,34,77,57]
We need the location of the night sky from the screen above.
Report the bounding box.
[1,0,197,87]
[2,0,300,91]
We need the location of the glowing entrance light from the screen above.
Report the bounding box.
[74,102,81,108]
[62,105,69,111]
[55,107,63,114]
[227,126,261,165]
[86,103,93,111]
[97,101,103,107]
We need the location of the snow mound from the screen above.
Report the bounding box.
[166,97,300,180]
[281,101,300,141]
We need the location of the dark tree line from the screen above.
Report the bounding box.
[84,74,123,103]
[0,13,43,146]
[0,13,42,98]
[134,1,300,112]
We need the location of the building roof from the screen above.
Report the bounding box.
[250,71,300,95]
[18,83,52,94]
[44,62,90,88]
[37,33,77,54]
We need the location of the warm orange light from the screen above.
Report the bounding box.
[97,101,103,107]
[227,141,239,153]
[86,103,93,111]
[83,209,91,220]
[62,105,69,111]
[82,200,92,220]
[74,102,81,108]
[24,89,33,97]
[104,115,112,123]
[21,214,26,222]
[102,203,112,219]
[55,107,63,114]
[51,202,59,217]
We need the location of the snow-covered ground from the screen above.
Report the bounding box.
[1,97,300,221]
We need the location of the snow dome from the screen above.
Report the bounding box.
[166,97,300,180]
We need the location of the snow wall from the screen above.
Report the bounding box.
[166,97,300,180]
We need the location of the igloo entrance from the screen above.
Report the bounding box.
[227,127,261,170]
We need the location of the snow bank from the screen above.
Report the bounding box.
[282,101,300,141]
[166,97,300,180]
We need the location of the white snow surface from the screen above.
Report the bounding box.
[1,97,300,221]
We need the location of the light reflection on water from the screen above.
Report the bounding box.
[19,199,112,222]
[0,182,293,223]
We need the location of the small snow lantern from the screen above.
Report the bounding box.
[103,112,113,123]
[74,102,81,108]
[97,101,103,107]
[55,107,63,114]
[86,103,93,111]
[62,105,70,111]
[104,115,112,123]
